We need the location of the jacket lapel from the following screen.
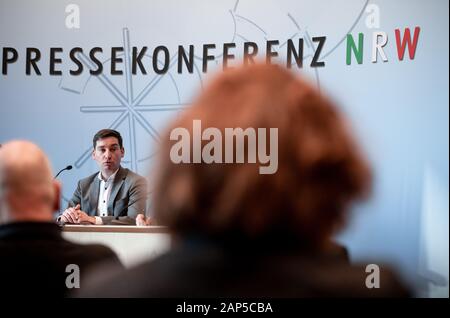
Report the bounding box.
[108,166,127,216]
[88,175,100,216]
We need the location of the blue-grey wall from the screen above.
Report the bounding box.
[1,0,448,297]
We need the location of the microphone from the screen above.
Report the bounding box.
[54,165,72,179]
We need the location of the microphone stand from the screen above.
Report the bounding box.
[54,165,73,179]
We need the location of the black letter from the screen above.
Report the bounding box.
[202,44,215,73]
[132,46,147,75]
[223,42,236,70]
[111,47,124,75]
[243,42,258,65]
[89,47,103,75]
[69,47,83,75]
[287,39,303,69]
[50,47,63,75]
[2,47,18,75]
[152,46,169,75]
[26,48,41,75]
[178,45,194,74]
[311,36,326,67]
[266,40,279,64]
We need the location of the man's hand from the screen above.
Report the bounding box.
[60,204,95,224]
[136,214,152,226]
[76,211,96,225]
[60,204,81,223]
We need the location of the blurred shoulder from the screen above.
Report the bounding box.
[312,260,412,297]
[63,240,121,264]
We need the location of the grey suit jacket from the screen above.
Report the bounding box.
[67,166,148,225]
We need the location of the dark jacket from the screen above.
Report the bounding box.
[80,239,410,298]
[0,222,123,297]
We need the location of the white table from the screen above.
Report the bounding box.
[62,225,171,268]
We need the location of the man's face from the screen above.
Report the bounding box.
[92,137,124,176]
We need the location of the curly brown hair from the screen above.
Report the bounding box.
[153,64,371,248]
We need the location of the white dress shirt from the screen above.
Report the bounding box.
[94,169,119,225]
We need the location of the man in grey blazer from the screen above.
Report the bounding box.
[59,129,147,225]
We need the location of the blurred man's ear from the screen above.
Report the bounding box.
[52,180,61,212]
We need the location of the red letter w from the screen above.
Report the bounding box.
[395,27,421,61]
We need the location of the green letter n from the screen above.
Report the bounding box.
[346,33,364,65]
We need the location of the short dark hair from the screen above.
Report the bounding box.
[93,129,123,149]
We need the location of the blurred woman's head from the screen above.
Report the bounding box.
[153,64,371,248]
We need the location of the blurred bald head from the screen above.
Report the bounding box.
[0,140,60,224]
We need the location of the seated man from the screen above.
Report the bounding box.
[59,129,148,225]
[0,140,123,296]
